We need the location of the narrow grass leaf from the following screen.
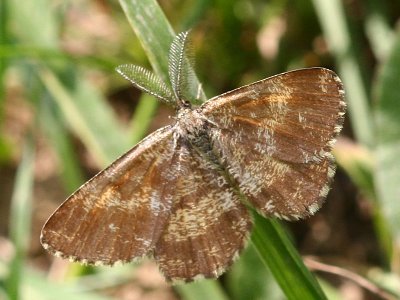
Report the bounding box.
[364,1,394,62]
[24,268,111,300]
[7,137,35,300]
[0,44,121,71]
[251,214,327,300]
[8,0,58,48]
[0,0,8,123]
[39,96,84,192]
[333,139,375,200]
[375,32,400,251]
[118,0,175,83]
[175,280,229,300]
[334,140,393,259]
[128,93,159,144]
[226,244,283,300]
[312,0,374,147]
[39,67,129,166]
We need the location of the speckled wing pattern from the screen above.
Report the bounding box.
[154,138,251,281]
[41,67,345,283]
[41,126,178,265]
[40,126,252,281]
[202,68,346,220]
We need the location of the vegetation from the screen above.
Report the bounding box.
[1,0,399,299]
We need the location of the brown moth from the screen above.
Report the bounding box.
[41,31,346,282]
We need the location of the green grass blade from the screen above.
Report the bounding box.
[312,0,374,147]
[251,214,327,300]
[118,0,175,84]
[226,244,283,300]
[7,0,58,48]
[175,280,229,300]
[39,67,129,166]
[334,141,393,260]
[0,44,121,71]
[365,0,394,62]
[128,93,159,144]
[332,140,394,263]
[6,137,35,300]
[39,96,84,192]
[0,0,8,123]
[333,140,375,200]
[24,268,112,300]
[374,32,400,251]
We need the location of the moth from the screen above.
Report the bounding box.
[41,31,346,282]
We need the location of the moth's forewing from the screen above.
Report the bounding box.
[202,68,346,220]
[41,126,178,265]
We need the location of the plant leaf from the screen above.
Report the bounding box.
[375,31,400,248]
[7,137,35,299]
[312,0,374,147]
[175,280,229,300]
[39,67,129,166]
[251,214,327,300]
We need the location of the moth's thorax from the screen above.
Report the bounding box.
[174,107,208,138]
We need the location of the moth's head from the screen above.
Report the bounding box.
[176,98,192,110]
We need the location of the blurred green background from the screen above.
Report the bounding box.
[1,0,400,299]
